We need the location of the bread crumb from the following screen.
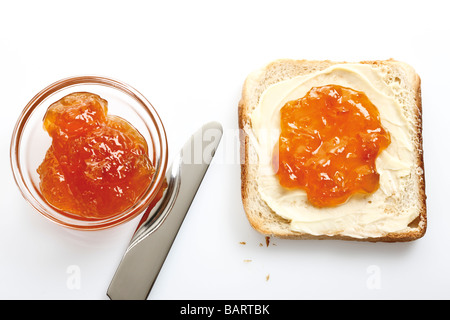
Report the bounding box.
[266,274,270,281]
[265,236,270,247]
[239,241,246,245]
[243,259,252,263]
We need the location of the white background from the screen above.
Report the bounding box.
[1,0,449,300]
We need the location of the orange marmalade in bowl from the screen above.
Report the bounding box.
[37,92,155,219]
[273,85,391,208]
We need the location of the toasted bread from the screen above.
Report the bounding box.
[238,59,426,242]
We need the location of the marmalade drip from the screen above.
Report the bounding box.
[37,92,155,219]
[273,85,391,207]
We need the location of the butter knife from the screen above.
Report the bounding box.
[107,121,223,300]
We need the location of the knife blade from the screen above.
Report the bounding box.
[107,121,223,300]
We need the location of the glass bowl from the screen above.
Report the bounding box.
[10,76,169,230]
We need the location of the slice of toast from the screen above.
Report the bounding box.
[238,59,426,242]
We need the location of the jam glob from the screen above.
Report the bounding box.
[37,92,155,219]
[273,85,391,208]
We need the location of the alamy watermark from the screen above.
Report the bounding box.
[66,265,81,290]
[366,265,381,290]
[184,127,277,166]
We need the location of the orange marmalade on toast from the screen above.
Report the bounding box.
[37,92,155,219]
[273,85,391,207]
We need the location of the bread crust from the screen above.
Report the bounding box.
[238,59,426,242]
